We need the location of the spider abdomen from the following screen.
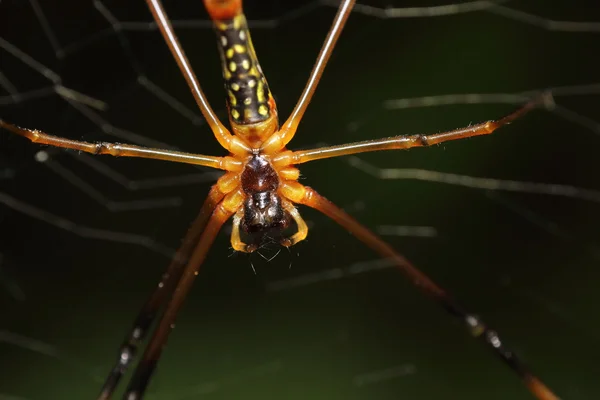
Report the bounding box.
[211,11,275,126]
[206,0,280,146]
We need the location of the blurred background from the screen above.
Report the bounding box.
[1,0,599,399]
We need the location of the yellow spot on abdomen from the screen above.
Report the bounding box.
[228,90,237,106]
[216,21,228,31]
[233,15,242,30]
[256,81,265,103]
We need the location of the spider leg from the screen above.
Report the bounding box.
[145,0,250,156]
[280,199,308,247]
[0,120,243,171]
[260,0,356,154]
[275,93,549,164]
[291,184,559,400]
[95,183,228,400]
[231,208,257,253]
[122,188,244,399]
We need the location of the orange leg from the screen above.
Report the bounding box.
[231,208,257,253]
[0,120,244,171]
[122,188,244,399]
[278,167,300,181]
[274,95,546,165]
[145,0,250,156]
[260,0,357,154]
[280,200,308,247]
[293,184,559,400]
[96,185,226,400]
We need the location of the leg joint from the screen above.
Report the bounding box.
[416,134,430,146]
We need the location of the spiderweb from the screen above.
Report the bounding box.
[1,1,599,399]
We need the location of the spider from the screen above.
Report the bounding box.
[0,0,559,399]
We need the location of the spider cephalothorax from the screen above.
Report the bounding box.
[240,153,290,236]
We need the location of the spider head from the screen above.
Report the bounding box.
[241,191,290,235]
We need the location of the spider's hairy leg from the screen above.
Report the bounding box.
[0,120,243,171]
[122,188,244,399]
[96,186,223,399]
[280,199,308,247]
[286,182,559,400]
[144,0,250,156]
[278,167,300,181]
[260,0,356,154]
[95,173,240,399]
[279,94,548,164]
[231,208,257,253]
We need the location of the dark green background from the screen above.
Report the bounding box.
[1,1,599,399]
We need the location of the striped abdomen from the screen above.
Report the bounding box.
[205,0,276,127]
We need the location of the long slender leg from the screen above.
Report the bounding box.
[0,120,243,171]
[274,94,546,165]
[144,0,250,156]
[293,185,559,400]
[260,0,356,153]
[96,186,225,400]
[122,188,244,399]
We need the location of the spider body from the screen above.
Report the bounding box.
[201,0,298,250]
[0,0,560,399]
[207,0,304,252]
